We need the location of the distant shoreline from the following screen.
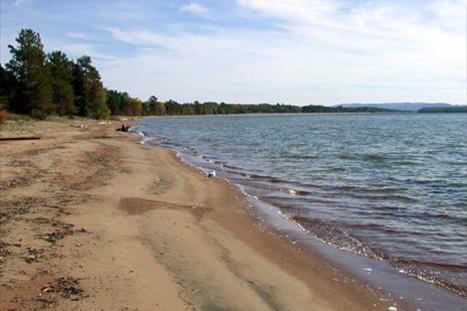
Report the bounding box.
[134,109,466,119]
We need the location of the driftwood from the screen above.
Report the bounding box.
[69,124,88,129]
[0,136,41,141]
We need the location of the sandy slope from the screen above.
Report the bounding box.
[0,120,385,310]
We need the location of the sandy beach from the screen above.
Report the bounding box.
[0,119,389,310]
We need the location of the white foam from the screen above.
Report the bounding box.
[277,210,291,220]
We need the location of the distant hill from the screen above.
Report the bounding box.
[418,106,467,113]
[337,103,453,111]
[301,105,395,113]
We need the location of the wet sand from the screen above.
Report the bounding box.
[0,119,390,310]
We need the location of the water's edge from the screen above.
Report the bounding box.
[131,126,466,311]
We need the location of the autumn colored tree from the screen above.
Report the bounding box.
[122,99,143,116]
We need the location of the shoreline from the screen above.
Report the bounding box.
[133,116,467,310]
[0,118,456,310]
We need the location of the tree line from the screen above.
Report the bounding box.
[1,29,111,119]
[418,106,467,113]
[0,29,395,119]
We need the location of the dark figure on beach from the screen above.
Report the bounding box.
[116,124,130,132]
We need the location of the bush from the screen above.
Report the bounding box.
[31,109,48,120]
[109,115,124,121]
[0,108,8,124]
[8,113,33,122]
[95,104,110,120]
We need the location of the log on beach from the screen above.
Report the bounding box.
[0,136,41,141]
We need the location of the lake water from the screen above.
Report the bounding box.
[135,113,467,298]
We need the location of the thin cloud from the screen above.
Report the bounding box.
[66,32,89,40]
[181,2,209,15]
[14,0,25,7]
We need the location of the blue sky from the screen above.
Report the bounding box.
[1,0,465,105]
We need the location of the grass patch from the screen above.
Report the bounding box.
[0,113,35,134]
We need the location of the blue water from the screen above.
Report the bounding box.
[136,113,467,297]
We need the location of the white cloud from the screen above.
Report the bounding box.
[181,2,208,15]
[105,27,170,46]
[1,0,464,104]
[102,1,466,105]
[66,32,89,39]
[14,0,25,8]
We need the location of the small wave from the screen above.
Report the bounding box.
[284,189,311,196]
[248,173,288,184]
[335,185,401,193]
[287,154,319,160]
[392,259,467,298]
[290,215,382,259]
[415,211,467,225]
[393,259,467,271]
[363,153,385,162]
[222,163,243,170]
[394,160,417,166]
[249,173,270,179]
[352,193,418,203]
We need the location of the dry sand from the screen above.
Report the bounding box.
[0,119,388,310]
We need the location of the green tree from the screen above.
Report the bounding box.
[106,89,135,115]
[0,65,16,108]
[141,101,150,115]
[47,51,76,115]
[6,29,52,117]
[72,55,106,118]
[165,99,181,115]
[105,89,119,115]
[147,95,158,114]
[94,88,110,119]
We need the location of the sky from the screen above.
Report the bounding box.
[1,0,466,105]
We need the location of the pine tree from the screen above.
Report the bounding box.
[0,65,16,108]
[47,51,76,115]
[6,29,52,117]
[72,55,109,118]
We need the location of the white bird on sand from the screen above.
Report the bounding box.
[288,189,297,195]
[207,170,216,177]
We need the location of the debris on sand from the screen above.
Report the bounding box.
[42,277,85,300]
[39,223,74,243]
[0,241,11,262]
[24,247,42,263]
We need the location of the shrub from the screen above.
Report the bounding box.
[0,108,8,124]
[31,109,47,120]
